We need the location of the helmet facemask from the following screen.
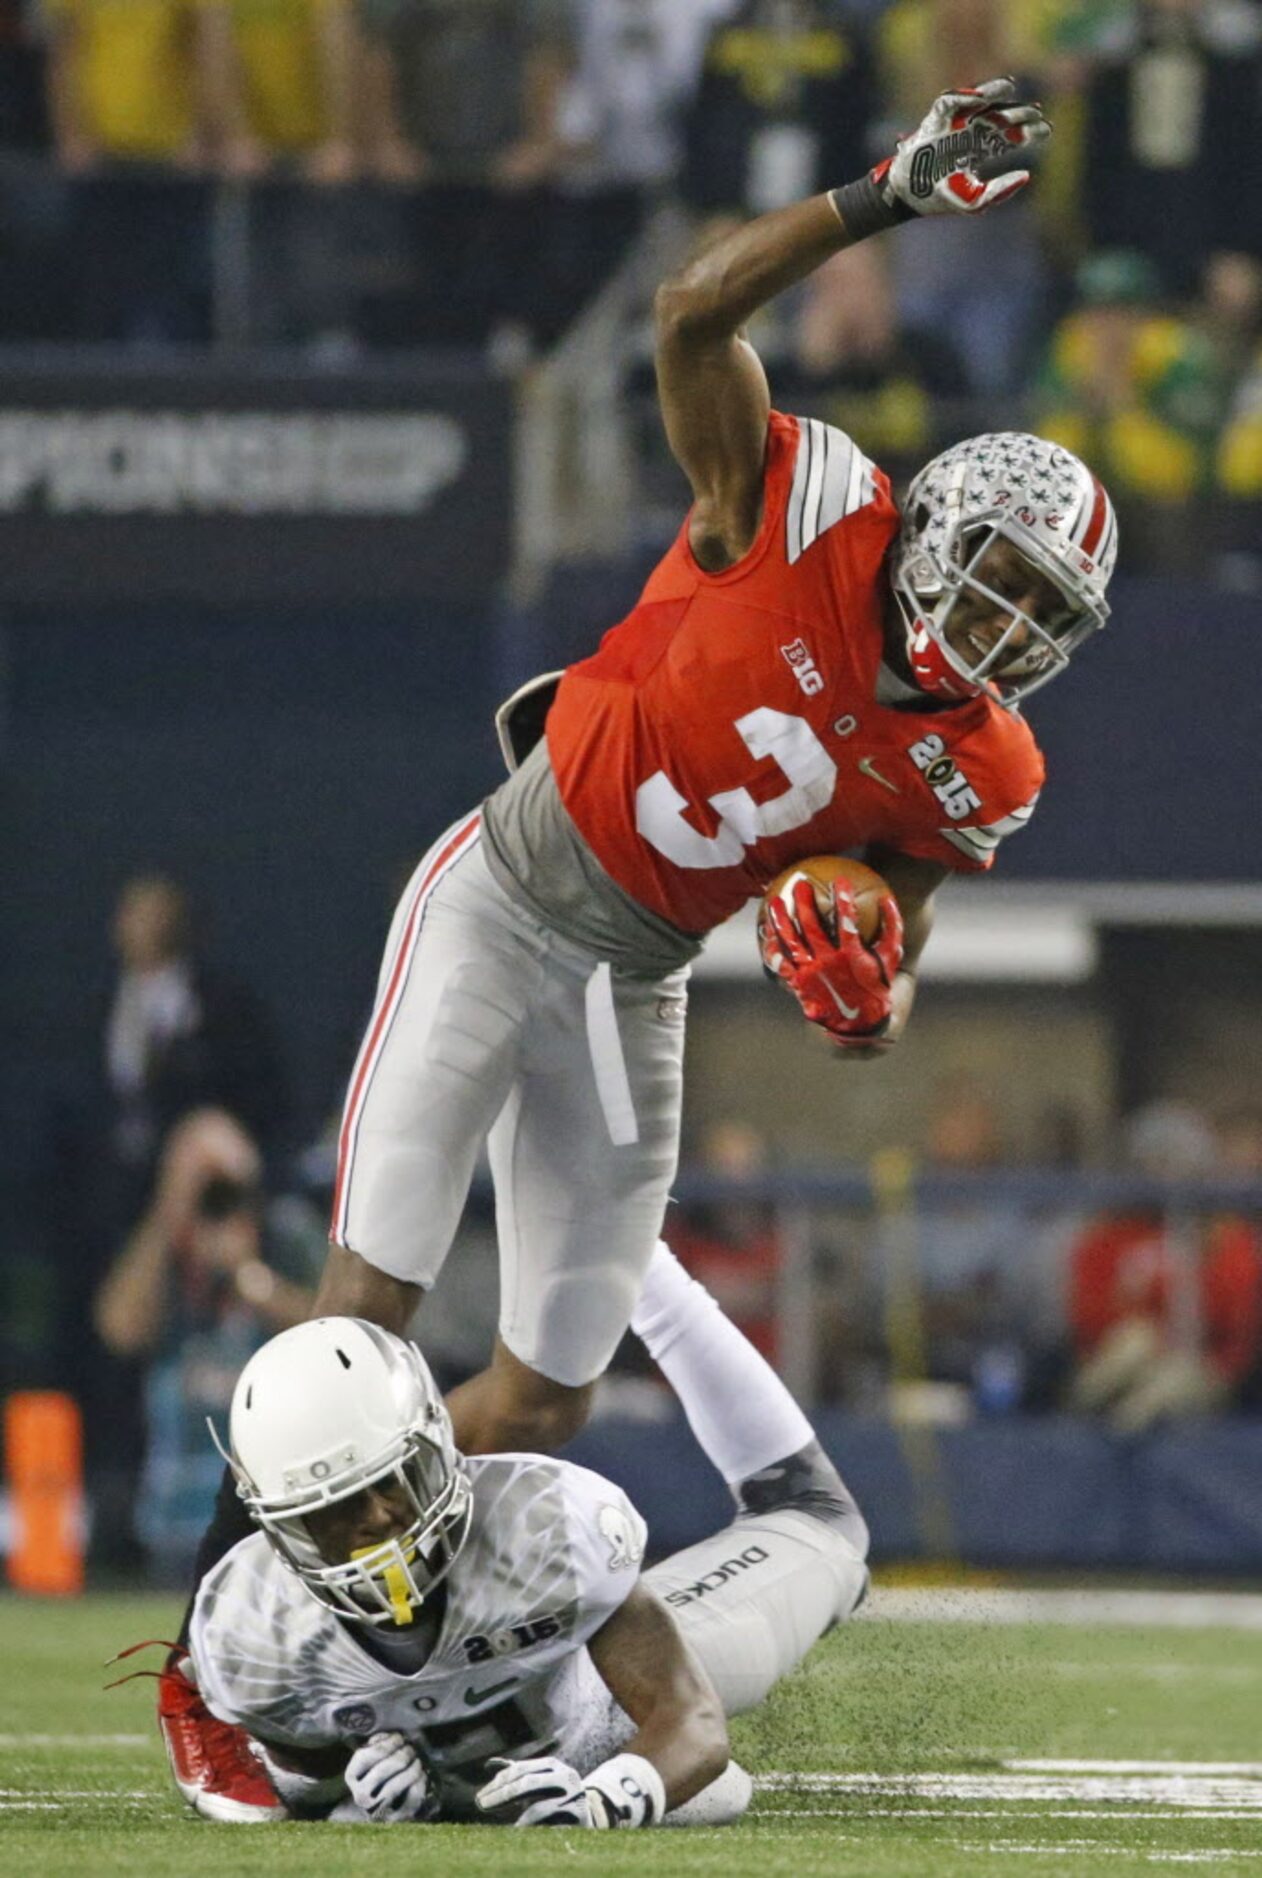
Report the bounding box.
[253,1436,471,1628]
[897,517,1107,708]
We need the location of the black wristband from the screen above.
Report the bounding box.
[828,173,916,242]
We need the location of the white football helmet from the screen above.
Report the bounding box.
[216,1317,471,1627]
[891,432,1118,707]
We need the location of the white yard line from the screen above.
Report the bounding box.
[761,1773,1262,1803]
[770,1809,1262,1822]
[758,1763,1262,1818]
[0,1734,149,1748]
[1047,1662,1261,1684]
[1014,1762,1262,1777]
[867,1588,1262,1630]
[956,1844,1262,1864]
[0,1789,154,1797]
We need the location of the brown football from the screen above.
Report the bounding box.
[758,854,890,949]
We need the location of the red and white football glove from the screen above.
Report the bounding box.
[878,76,1050,217]
[761,879,904,1048]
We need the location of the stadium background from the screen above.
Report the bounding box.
[1,0,1261,1590]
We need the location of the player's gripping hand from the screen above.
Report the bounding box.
[879,76,1050,217]
[475,1752,665,1828]
[344,1732,433,1823]
[763,878,904,1047]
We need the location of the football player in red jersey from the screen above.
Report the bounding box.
[164,78,1119,1818]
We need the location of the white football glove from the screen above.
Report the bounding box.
[475,1752,666,1828]
[880,76,1050,217]
[344,1731,433,1823]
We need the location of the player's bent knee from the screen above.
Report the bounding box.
[447,1351,596,1454]
[824,1530,871,1624]
[508,1385,594,1451]
[312,1243,421,1337]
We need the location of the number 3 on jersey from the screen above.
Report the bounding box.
[635,708,837,869]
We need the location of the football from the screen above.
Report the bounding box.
[758,853,890,950]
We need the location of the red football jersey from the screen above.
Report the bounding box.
[547,411,1045,936]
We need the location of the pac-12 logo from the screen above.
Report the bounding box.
[907,733,982,821]
[780,638,825,697]
[599,1502,647,1571]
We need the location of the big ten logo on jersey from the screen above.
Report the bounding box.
[780,637,824,697]
[463,1616,562,1665]
[907,733,981,822]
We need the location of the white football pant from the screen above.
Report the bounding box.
[331,814,688,1387]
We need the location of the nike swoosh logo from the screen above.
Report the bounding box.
[824,983,862,1022]
[858,755,900,795]
[463,1677,520,1708]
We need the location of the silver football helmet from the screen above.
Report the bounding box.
[891,432,1118,707]
[215,1317,471,1627]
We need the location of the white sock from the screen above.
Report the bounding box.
[630,1241,814,1487]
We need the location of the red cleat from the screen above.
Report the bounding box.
[157,1655,284,1823]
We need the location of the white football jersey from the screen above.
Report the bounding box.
[190,1454,648,1816]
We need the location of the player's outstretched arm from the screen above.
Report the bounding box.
[475,1584,728,1828]
[655,76,1049,573]
[586,1582,729,1810]
[655,194,850,571]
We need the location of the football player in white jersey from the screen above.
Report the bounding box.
[182,1242,870,1826]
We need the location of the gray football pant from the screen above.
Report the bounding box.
[640,1506,868,1825]
[646,1505,870,1718]
[332,816,689,1387]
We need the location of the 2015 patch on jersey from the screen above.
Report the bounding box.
[907,731,1039,859]
[463,1616,563,1664]
[907,733,982,822]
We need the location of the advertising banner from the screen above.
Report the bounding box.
[0,359,512,602]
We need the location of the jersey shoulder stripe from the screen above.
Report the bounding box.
[938,794,1040,862]
[786,416,877,565]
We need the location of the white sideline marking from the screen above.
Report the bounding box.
[868,1588,1262,1630]
[0,1789,153,1797]
[761,1773,1262,1808]
[0,1734,149,1748]
[957,1845,1262,1864]
[1048,1662,1260,1685]
[773,1809,1262,1822]
[1015,1761,1262,1777]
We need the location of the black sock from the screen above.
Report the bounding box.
[174,1464,253,1652]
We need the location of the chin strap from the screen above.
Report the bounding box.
[908,619,984,702]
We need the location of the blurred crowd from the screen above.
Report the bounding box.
[656,1089,1262,1435]
[1,0,1260,564]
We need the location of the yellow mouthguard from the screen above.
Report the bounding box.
[351,1543,417,1626]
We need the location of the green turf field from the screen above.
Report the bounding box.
[2,1587,1260,1876]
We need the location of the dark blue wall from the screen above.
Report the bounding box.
[2,601,503,1163]
[1013,577,1257,882]
[567,1408,1262,1573]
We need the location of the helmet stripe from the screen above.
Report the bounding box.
[1079,476,1111,558]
